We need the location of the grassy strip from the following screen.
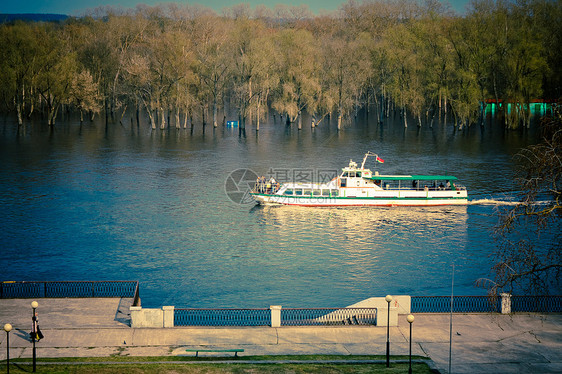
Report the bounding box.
[2,361,434,373]
[7,354,430,363]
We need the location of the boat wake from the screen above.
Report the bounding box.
[469,198,553,206]
[469,199,519,206]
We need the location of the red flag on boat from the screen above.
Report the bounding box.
[376,156,384,163]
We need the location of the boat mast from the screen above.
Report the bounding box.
[361,151,378,169]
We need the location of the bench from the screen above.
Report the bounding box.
[185,348,244,357]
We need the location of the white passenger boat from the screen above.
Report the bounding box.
[250,152,468,206]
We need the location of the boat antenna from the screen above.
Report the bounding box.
[361,151,378,169]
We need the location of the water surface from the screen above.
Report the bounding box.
[0,113,537,307]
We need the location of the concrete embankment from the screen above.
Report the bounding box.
[0,298,561,373]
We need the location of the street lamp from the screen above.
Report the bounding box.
[31,301,38,372]
[407,314,415,374]
[385,294,393,368]
[4,323,12,374]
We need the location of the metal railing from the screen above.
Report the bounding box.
[511,295,562,312]
[412,295,562,313]
[281,308,377,326]
[411,296,501,313]
[174,308,271,326]
[0,281,139,303]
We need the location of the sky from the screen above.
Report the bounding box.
[0,0,471,17]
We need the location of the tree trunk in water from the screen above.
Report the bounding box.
[379,94,384,124]
[239,113,245,130]
[337,111,342,130]
[403,106,407,128]
[298,111,302,130]
[213,97,217,128]
[175,108,180,129]
[145,104,156,130]
[256,99,260,131]
[48,104,58,126]
[202,105,207,127]
[248,79,252,129]
[386,97,391,118]
[16,103,23,125]
[160,108,166,130]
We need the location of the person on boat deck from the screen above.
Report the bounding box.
[446,181,451,189]
[439,182,444,190]
[412,180,417,189]
[266,177,275,193]
[257,176,267,192]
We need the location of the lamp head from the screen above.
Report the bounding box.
[385,295,393,303]
[31,301,39,309]
[407,314,415,324]
[4,323,12,332]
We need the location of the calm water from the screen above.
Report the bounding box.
[0,112,538,308]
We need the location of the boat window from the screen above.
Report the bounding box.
[349,171,356,178]
[356,171,361,177]
[284,189,294,195]
[313,189,321,196]
[322,189,330,196]
[342,172,349,178]
[331,189,339,197]
[303,189,312,196]
[295,189,303,196]
[341,178,347,187]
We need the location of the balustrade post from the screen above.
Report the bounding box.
[270,305,282,327]
[501,293,512,314]
[163,306,175,328]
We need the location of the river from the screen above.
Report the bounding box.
[0,112,539,308]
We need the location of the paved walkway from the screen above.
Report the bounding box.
[1,298,561,373]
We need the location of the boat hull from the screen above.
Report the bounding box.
[250,193,468,207]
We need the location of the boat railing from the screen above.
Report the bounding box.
[378,183,466,192]
[253,178,280,194]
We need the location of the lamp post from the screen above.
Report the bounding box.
[31,301,38,372]
[407,314,415,374]
[4,323,12,374]
[385,294,393,368]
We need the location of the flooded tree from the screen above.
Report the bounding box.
[0,0,558,129]
[271,28,320,127]
[490,112,562,295]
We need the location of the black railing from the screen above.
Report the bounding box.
[0,281,139,301]
[412,295,562,313]
[281,308,377,326]
[175,308,270,326]
[412,296,501,313]
[511,295,562,312]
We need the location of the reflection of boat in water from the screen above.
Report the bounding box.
[250,152,468,207]
[250,204,468,249]
[251,204,468,228]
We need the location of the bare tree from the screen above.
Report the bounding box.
[488,111,562,295]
